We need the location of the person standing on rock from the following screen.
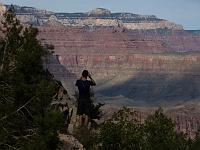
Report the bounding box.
[75,70,96,126]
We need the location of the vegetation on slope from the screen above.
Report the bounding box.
[0,5,66,150]
[83,107,200,150]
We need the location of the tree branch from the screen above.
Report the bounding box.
[0,94,38,122]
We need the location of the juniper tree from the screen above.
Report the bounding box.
[144,108,188,150]
[89,107,145,150]
[0,5,66,150]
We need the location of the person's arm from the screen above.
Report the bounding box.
[75,80,78,86]
[88,73,96,85]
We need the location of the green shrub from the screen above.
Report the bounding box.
[88,107,197,150]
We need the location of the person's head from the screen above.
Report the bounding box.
[82,70,88,78]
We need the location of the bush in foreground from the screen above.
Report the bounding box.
[84,107,200,150]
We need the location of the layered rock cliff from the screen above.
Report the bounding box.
[38,26,200,108]
[1,2,200,108]
[1,3,183,30]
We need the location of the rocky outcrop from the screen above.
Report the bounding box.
[0,3,183,30]
[86,8,111,15]
[0,3,6,14]
[59,134,85,150]
[0,3,5,23]
[51,83,77,131]
[51,84,86,149]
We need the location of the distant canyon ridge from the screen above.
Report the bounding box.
[1,3,183,30]
[1,3,200,108]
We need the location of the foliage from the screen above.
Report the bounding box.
[89,107,145,150]
[87,107,200,150]
[0,5,66,150]
[89,89,105,120]
[73,126,97,149]
[188,129,200,150]
[144,108,188,150]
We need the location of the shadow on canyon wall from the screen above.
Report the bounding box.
[95,74,200,107]
[44,54,78,96]
[44,54,200,109]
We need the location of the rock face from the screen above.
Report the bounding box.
[51,84,86,149]
[39,27,200,72]
[0,4,183,30]
[59,134,85,150]
[38,27,171,55]
[86,8,111,15]
[38,26,200,107]
[131,29,200,52]
[0,3,5,22]
[0,3,6,14]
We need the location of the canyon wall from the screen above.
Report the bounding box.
[130,29,200,52]
[37,27,200,108]
[38,27,200,76]
[1,4,183,30]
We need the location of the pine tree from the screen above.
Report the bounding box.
[0,5,66,150]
